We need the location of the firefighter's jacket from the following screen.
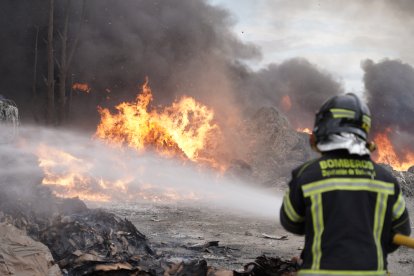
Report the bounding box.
[280,150,411,276]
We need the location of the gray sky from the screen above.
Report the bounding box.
[208,0,414,93]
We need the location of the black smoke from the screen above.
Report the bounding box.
[0,0,340,129]
[236,58,343,127]
[362,59,414,152]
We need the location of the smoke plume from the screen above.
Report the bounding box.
[236,58,343,127]
[0,0,341,130]
[362,59,414,152]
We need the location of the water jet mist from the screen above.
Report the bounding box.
[2,125,283,221]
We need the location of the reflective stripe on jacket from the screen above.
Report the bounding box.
[280,150,411,274]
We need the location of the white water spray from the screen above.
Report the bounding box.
[2,125,283,221]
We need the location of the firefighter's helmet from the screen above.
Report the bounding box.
[311,93,371,146]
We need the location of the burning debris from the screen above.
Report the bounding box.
[0,0,413,275]
[0,178,293,275]
[0,120,296,275]
[72,83,91,94]
[373,129,414,171]
[96,79,222,168]
[363,59,414,170]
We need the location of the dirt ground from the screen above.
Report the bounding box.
[97,197,414,275]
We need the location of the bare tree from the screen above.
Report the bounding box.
[57,0,86,124]
[32,26,39,101]
[32,26,40,123]
[46,0,55,124]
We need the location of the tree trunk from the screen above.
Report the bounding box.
[46,0,55,125]
[32,26,39,123]
[59,0,86,124]
[32,26,39,101]
[58,0,71,125]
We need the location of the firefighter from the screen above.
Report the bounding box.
[280,93,411,276]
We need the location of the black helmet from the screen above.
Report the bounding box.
[312,93,371,143]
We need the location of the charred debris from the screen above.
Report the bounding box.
[0,149,297,276]
[0,191,298,276]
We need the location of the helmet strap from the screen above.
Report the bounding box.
[309,133,320,152]
[366,141,377,152]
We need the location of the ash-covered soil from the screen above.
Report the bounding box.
[97,197,414,275]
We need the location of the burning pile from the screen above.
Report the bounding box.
[96,79,220,166]
[35,79,229,203]
[36,142,205,203]
[373,130,414,171]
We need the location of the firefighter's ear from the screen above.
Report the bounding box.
[367,141,376,152]
[309,133,319,152]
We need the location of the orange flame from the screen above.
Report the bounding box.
[281,95,292,112]
[37,144,111,202]
[297,127,312,135]
[72,82,91,93]
[95,78,220,165]
[35,79,226,202]
[373,130,414,171]
[37,144,202,202]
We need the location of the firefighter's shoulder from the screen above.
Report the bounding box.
[291,157,321,180]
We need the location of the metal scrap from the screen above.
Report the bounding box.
[261,234,288,240]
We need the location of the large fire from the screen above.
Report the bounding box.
[35,82,414,203]
[96,79,220,166]
[36,79,224,202]
[294,126,414,171]
[373,130,414,171]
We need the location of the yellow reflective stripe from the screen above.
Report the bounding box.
[311,194,324,270]
[283,189,305,222]
[332,113,354,119]
[378,193,387,270]
[393,216,409,230]
[330,108,355,119]
[362,115,371,132]
[330,108,355,115]
[302,178,395,197]
[298,269,387,276]
[392,192,406,221]
[362,115,371,125]
[298,159,317,178]
[373,193,387,271]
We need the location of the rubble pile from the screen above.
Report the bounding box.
[0,198,157,275]
[382,164,414,197]
[394,170,414,197]
[235,107,315,187]
[0,192,298,275]
[39,210,155,275]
